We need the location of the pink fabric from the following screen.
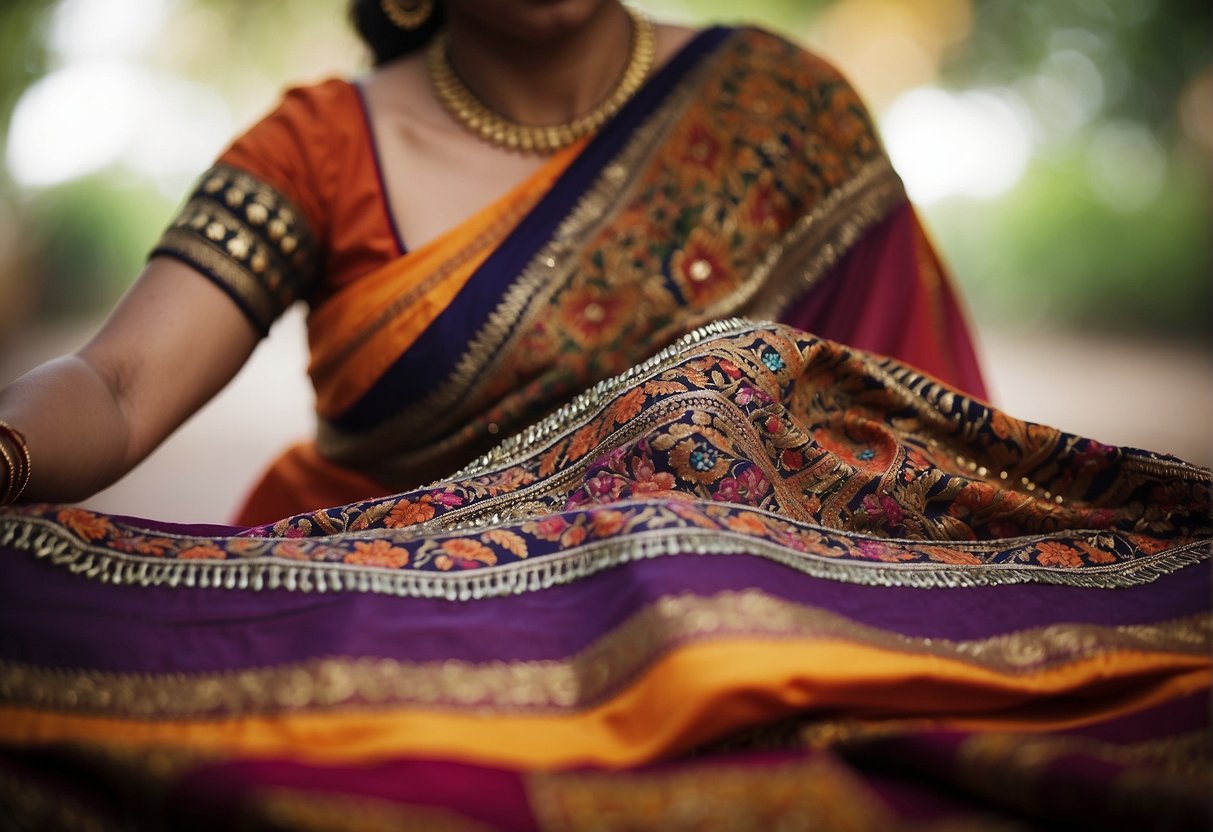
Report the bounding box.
[781,202,988,400]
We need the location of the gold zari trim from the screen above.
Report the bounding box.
[2,506,1209,606]
[1,590,1206,718]
[152,163,320,332]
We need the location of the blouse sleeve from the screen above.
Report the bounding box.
[148,82,347,335]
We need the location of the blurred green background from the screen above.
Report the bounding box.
[0,0,1210,340]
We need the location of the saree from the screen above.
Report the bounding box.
[0,321,1209,829]
[151,27,986,524]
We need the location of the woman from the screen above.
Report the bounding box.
[0,1,1207,829]
[0,0,983,522]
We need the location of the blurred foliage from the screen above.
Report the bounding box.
[935,0,1212,336]
[0,0,1209,340]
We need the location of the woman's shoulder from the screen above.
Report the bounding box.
[263,77,363,126]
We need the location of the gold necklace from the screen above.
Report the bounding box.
[427,7,655,155]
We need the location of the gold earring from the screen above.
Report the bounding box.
[380,0,433,30]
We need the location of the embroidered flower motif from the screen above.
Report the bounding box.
[434,538,497,570]
[1034,541,1084,568]
[179,544,227,561]
[724,511,769,535]
[557,282,630,347]
[676,119,724,174]
[855,539,914,562]
[344,540,410,569]
[631,452,677,494]
[717,359,744,380]
[713,464,771,506]
[56,508,114,542]
[560,524,588,548]
[740,170,792,231]
[430,491,464,508]
[734,384,773,406]
[590,509,628,538]
[668,428,733,485]
[385,496,435,529]
[760,350,785,372]
[529,515,570,542]
[670,227,736,306]
[861,493,905,530]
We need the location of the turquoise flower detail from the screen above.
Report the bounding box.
[761,350,785,371]
[689,443,719,472]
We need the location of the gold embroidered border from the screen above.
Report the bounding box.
[741,156,905,319]
[2,500,1209,604]
[151,163,319,332]
[1,590,1206,718]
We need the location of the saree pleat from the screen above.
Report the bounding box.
[1,322,1208,829]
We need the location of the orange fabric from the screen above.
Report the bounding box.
[2,639,1204,770]
[232,441,386,527]
[217,80,400,301]
[306,139,587,418]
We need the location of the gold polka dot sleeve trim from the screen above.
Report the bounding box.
[150,164,321,334]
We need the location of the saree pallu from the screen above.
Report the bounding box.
[1,322,1209,830]
[153,27,987,524]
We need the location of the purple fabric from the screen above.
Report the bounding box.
[1,544,1204,674]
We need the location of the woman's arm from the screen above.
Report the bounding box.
[0,256,261,503]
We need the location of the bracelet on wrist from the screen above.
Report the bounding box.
[0,420,32,505]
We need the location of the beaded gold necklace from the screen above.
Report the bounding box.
[427,7,655,155]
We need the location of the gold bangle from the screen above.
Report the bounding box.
[0,437,16,504]
[0,421,31,505]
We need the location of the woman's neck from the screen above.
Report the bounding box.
[443,1,633,127]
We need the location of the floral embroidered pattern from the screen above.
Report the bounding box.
[315,30,905,488]
[2,324,1208,595]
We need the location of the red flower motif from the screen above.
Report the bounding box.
[670,227,735,306]
[713,465,771,505]
[861,494,905,528]
[678,121,723,173]
[741,171,791,231]
[532,516,570,542]
[718,359,743,380]
[557,283,629,347]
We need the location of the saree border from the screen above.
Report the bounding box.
[1,592,1206,717]
[2,508,1208,600]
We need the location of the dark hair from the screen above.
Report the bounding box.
[349,0,446,66]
